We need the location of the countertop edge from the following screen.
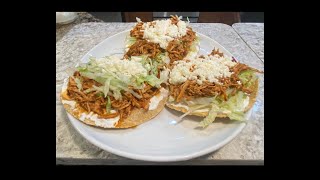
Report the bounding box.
[56,158,264,165]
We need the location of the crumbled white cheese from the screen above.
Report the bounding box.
[95,56,148,80]
[136,17,142,22]
[142,19,188,49]
[169,54,237,85]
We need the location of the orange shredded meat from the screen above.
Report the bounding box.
[170,15,179,25]
[126,19,197,65]
[130,22,144,39]
[124,40,164,59]
[167,28,197,63]
[210,48,224,57]
[66,71,161,121]
[169,63,262,102]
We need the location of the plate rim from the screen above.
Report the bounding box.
[68,113,246,162]
[80,29,236,62]
[65,28,248,162]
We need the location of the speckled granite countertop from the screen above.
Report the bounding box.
[56,12,103,42]
[56,23,264,165]
[232,23,264,62]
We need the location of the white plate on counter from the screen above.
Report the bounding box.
[65,29,252,162]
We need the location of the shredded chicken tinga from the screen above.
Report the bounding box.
[61,15,262,129]
[125,15,197,64]
[166,28,196,63]
[170,49,262,104]
[169,63,261,103]
[124,40,164,60]
[66,71,161,121]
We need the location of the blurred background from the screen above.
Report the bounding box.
[56,12,264,42]
[89,12,264,24]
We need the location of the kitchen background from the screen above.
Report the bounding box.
[89,12,264,23]
[56,12,264,164]
[56,12,264,42]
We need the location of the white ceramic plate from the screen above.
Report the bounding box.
[66,30,252,162]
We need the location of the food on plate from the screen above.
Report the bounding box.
[61,17,262,130]
[124,15,200,66]
[60,56,169,128]
[166,49,262,127]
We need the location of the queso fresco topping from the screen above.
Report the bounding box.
[142,18,188,49]
[169,54,237,85]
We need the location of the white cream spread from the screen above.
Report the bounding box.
[169,102,190,110]
[61,78,121,128]
[239,96,250,111]
[61,100,76,109]
[79,111,120,128]
[193,108,210,113]
[62,78,68,91]
[148,88,169,110]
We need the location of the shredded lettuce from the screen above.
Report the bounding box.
[145,75,163,88]
[74,77,82,90]
[226,88,234,97]
[84,88,94,94]
[199,106,218,128]
[194,91,249,128]
[239,70,257,88]
[219,91,248,121]
[150,61,159,75]
[129,53,170,89]
[227,111,245,121]
[135,75,146,87]
[108,84,122,100]
[96,92,104,97]
[103,78,112,97]
[195,36,200,43]
[126,36,137,46]
[77,66,87,72]
[176,104,209,123]
[155,53,169,63]
[133,74,164,88]
[185,38,199,58]
[131,55,165,76]
[118,85,142,99]
[84,84,104,94]
[131,55,148,63]
[76,56,165,100]
[185,97,214,106]
[193,70,257,127]
[169,68,255,128]
[75,54,169,101]
[190,41,198,52]
[92,85,103,92]
[130,55,156,75]
[106,96,111,113]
